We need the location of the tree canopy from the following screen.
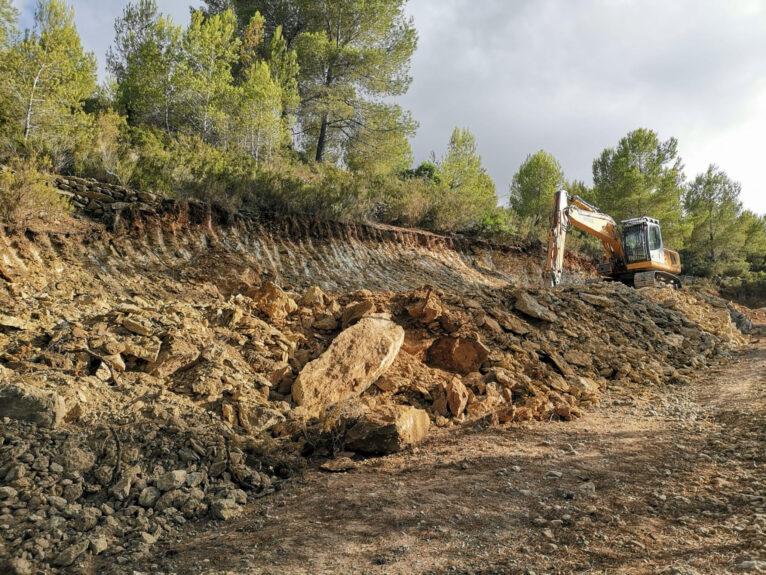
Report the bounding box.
[509,150,565,232]
[593,128,686,247]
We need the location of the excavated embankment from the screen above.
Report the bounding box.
[0,177,752,574]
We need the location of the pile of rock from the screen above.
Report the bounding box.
[0,270,749,572]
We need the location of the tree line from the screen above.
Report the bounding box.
[509,128,765,278]
[0,0,763,279]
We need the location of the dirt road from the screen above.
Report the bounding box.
[119,341,765,575]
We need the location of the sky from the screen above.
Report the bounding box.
[12,0,766,215]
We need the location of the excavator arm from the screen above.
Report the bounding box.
[545,190,624,286]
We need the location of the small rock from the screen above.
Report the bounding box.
[52,539,90,566]
[156,470,187,492]
[320,457,356,472]
[210,498,241,521]
[138,486,161,508]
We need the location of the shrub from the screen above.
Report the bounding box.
[0,157,68,223]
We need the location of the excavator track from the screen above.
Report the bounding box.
[633,271,682,289]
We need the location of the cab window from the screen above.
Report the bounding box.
[648,225,662,251]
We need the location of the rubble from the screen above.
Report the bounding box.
[0,200,756,573]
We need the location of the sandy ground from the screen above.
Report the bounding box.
[110,340,766,575]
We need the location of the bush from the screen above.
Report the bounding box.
[0,157,68,223]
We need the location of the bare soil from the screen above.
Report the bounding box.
[114,340,765,575]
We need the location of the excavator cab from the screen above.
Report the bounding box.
[621,217,664,265]
[620,217,681,288]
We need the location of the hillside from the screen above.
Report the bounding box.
[0,179,762,575]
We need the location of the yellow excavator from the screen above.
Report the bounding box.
[545,190,682,288]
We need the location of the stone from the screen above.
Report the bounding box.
[89,536,109,555]
[345,405,430,455]
[341,300,375,328]
[0,314,29,330]
[248,282,298,320]
[426,337,490,374]
[156,470,187,491]
[568,376,600,402]
[122,315,154,336]
[52,539,90,567]
[0,487,18,499]
[407,292,443,323]
[148,335,200,378]
[515,292,557,322]
[292,317,404,418]
[579,292,612,307]
[5,557,34,575]
[237,403,285,433]
[320,457,357,472]
[210,498,241,520]
[300,286,326,307]
[0,383,67,427]
[446,378,469,417]
[73,507,100,532]
[138,486,161,508]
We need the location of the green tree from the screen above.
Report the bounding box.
[739,210,766,272]
[179,10,240,144]
[593,128,686,247]
[682,165,749,276]
[434,127,497,230]
[238,61,283,164]
[509,150,564,230]
[2,0,97,169]
[109,2,184,132]
[286,0,417,163]
[0,0,18,52]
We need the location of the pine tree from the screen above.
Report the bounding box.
[683,165,749,276]
[179,10,240,144]
[434,127,497,230]
[109,2,184,132]
[593,128,686,248]
[509,150,565,230]
[2,0,97,169]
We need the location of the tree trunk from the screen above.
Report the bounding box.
[315,113,328,162]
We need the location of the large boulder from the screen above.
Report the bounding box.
[0,383,67,428]
[345,405,430,454]
[292,317,404,418]
[426,337,489,374]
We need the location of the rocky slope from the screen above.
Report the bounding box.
[0,180,752,574]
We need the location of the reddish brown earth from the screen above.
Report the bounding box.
[115,340,765,575]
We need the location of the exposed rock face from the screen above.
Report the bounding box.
[0,383,67,427]
[426,337,490,374]
[292,317,405,418]
[345,405,430,454]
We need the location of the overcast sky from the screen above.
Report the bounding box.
[13,0,766,215]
